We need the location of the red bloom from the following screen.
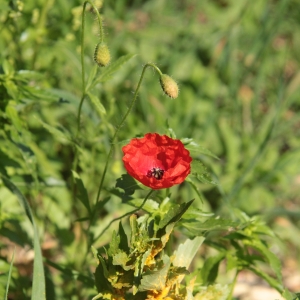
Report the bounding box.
[122,133,192,189]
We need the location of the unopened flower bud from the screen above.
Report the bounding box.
[94,42,110,67]
[159,74,179,99]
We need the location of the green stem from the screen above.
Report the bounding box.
[227,270,239,300]
[76,0,104,136]
[93,189,154,242]
[94,63,163,206]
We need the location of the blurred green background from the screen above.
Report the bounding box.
[1,0,300,298]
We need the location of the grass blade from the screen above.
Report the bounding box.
[1,176,46,300]
[4,247,15,300]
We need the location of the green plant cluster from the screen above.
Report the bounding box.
[0,0,300,299]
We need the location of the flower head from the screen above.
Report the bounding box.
[122,133,192,189]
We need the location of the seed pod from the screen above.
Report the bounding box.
[94,42,110,67]
[159,74,179,99]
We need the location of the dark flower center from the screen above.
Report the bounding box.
[147,167,164,180]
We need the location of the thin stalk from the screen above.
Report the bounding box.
[94,63,163,206]
[77,0,104,136]
[93,189,154,242]
[227,270,239,300]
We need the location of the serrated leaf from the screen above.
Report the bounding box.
[160,223,175,248]
[182,138,219,159]
[108,231,120,257]
[181,208,214,220]
[191,160,218,185]
[112,251,129,267]
[130,214,138,245]
[71,170,91,216]
[158,200,194,230]
[200,252,226,285]
[92,54,136,86]
[127,198,159,213]
[87,92,106,115]
[182,218,239,235]
[138,255,170,292]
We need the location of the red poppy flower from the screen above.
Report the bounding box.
[122,133,192,189]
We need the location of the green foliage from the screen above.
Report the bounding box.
[93,208,204,300]
[1,176,45,299]
[1,0,299,299]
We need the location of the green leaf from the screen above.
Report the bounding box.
[3,59,14,75]
[1,176,46,300]
[181,208,214,220]
[15,70,44,81]
[158,200,194,230]
[94,262,112,293]
[4,247,15,300]
[87,92,106,115]
[185,177,204,202]
[182,218,239,235]
[173,236,205,269]
[200,252,226,285]
[92,54,136,86]
[36,118,73,143]
[21,86,59,102]
[3,81,19,100]
[71,170,91,216]
[249,265,284,293]
[130,214,138,245]
[5,104,23,132]
[0,149,20,168]
[127,198,159,213]
[86,64,98,92]
[115,174,142,202]
[138,255,170,292]
[112,251,130,267]
[247,239,282,282]
[118,222,129,253]
[182,138,219,159]
[282,289,297,300]
[191,160,218,185]
[108,231,120,257]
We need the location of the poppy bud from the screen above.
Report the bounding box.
[159,74,179,99]
[94,42,110,67]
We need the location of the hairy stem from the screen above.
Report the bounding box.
[94,63,163,206]
[77,0,104,136]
